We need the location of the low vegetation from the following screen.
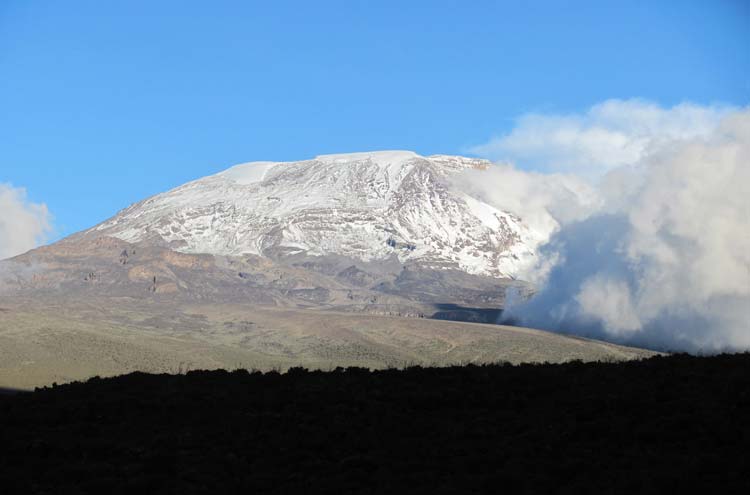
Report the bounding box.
[1,354,748,494]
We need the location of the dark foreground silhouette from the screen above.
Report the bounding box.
[1,354,748,494]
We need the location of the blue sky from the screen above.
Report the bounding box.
[1,0,748,238]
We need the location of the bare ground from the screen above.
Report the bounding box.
[0,297,656,390]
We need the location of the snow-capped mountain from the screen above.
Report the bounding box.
[87,151,543,278]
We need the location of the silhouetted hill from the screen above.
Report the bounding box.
[1,354,749,494]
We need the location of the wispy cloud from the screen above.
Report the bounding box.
[472,99,734,177]
[0,183,52,259]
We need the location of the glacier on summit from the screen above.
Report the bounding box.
[89,151,545,278]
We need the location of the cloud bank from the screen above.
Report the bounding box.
[0,183,52,260]
[473,99,733,177]
[467,100,750,352]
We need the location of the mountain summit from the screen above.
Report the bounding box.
[0,151,655,389]
[85,151,541,278]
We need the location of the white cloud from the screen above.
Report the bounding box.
[450,162,599,281]
[453,163,598,237]
[472,99,734,177]
[0,183,52,259]
[465,100,750,352]
[575,275,641,336]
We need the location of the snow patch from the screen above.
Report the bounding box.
[88,151,539,278]
[315,150,421,167]
[218,162,281,185]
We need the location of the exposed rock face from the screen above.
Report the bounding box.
[83,151,543,278]
[2,234,518,321]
